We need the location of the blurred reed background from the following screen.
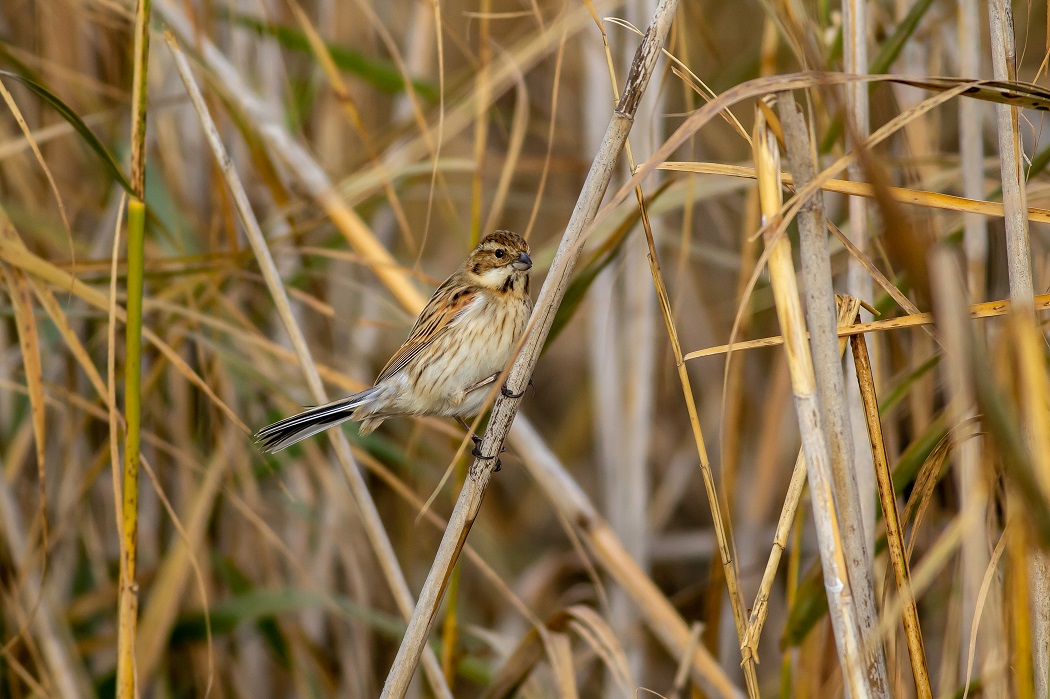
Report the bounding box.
[1,0,1050,696]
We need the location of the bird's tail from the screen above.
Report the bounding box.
[254,387,380,453]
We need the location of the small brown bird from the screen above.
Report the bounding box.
[255,231,534,454]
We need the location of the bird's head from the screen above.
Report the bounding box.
[464,231,533,292]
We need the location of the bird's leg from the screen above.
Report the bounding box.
[455,416,504,470]
[455,416,481,445]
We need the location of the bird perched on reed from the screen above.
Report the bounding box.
[255,231,534,456]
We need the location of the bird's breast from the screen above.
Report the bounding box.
[397,290,531,415]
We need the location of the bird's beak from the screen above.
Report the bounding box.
[512,252,533,271]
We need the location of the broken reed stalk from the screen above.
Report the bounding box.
[380,0,680,694]
[740,296,861,667]
[841,0,879,586]
[851,333,932,698]
[776,92,888,695]
[162,33,457,699]
[115,1,150,696]
[753,99,879,698]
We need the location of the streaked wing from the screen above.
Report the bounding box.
[376,276,478,383]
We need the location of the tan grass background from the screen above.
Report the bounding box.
[1,0,1050,697]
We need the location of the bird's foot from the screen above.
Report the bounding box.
[471,442,507,472]
[501,378,535,399]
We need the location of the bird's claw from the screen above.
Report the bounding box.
[501,378,534,399]
[471,443,506,472]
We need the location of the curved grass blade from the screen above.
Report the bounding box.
[0,71,133,195]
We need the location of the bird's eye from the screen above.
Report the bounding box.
[494,249,505,258]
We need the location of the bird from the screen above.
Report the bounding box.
[254,230,534,457]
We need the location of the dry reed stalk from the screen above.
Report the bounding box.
[380,1,680,693]
[753,99,882,698]
[588,251,653,682]
[740,296,861,668]
[987,2,1045,691]
[684,292,1050,359]
[162,33,457,699]
[610,15,750,690]
[719,15,778,667]
[585,15,655,684]
[776,91,888,694]
[987,0,1033,306]
[842,0,879,590]
[851,332,932,698]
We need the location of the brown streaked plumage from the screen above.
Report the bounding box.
[255,231,534,453]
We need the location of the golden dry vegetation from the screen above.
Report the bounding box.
[2,0,1050,697]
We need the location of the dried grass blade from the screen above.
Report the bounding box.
[0,236,248,431]
[0,257,47,551]
[657,161,1050,226]
[566,605,634,694]
[852,333,931,698]
[547,632,579,699]
[685,292,1050,359]
[634,143,755,694]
